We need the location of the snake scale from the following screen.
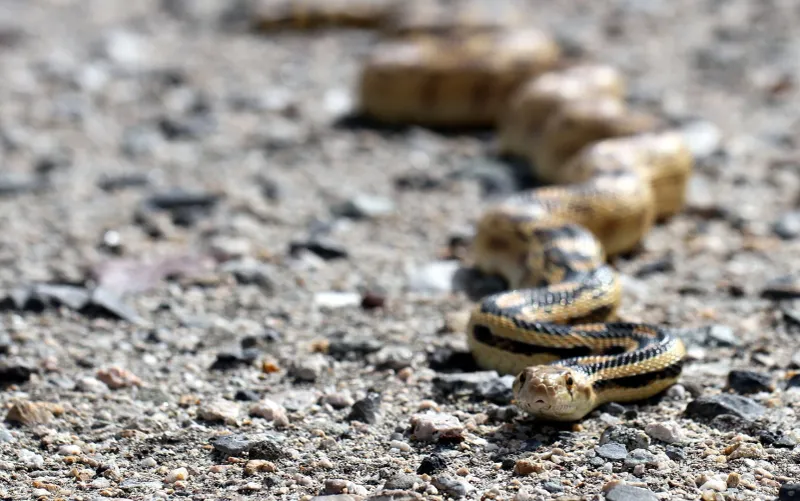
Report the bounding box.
[250,0,693,421]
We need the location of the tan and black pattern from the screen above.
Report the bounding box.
[253,0,695,421]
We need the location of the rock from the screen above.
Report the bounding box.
[346,393,381,424]
[323,88,354,118]
[756,429,797,448]
[85,287,145,324]
[332,194,395,219]
[684,394,766,421]
[774,211,800,240]
[725,442,763,460]
[313,292,361,309]
[0,331,11,355]
[432,371,514,404]
[243,459,276,476]
[595,443,628,461]
[599,425,650,451]
[323,479,368,497]
[211,434,260,456]
[394,171,445,191]
[220,259,276,292]
[0,361,36,386]
[95,31,149,70]
[289,238,349,260]
[0,174,42,197]
[5,401,64,426]
[96,366,142,389]
[234,389,260,401]
[249,439,288,461]
[761,275,800,300]
[33,284,91,310]
[665,445,686,461]
[431,475,470,499]
[410,412,464,442]
[323,392,355,409]
[209,348,260,371]
[208,236,252,261]
[18,449,45,469]
[327,335,384,361]
[677,324,740,348]
[406,261,460,293]
[198,399,241,424]
[97,172,151,192]
[634,255,675,278]
[605,484,658,501]
[249,399,289,427]
[0,426,14,443]
[384,474,423,490]
[360,290,386,310]
[780,482,800,500]
[623,449,658,469]
[369,490,423,501]
[370,346,413,370]
[726,370,773,394]
[679,120,722,160]
[290,354,329,382]
[165,467,188,483]
[450,160,521,197]
[645,421,685,444]
[542,481,563,493]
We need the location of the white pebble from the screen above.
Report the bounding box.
[140,457,158,468]
[390,440,411,452]
[645,421,685,444]
[165,467,189,483]
[57,444,81,456]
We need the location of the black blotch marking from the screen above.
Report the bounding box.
[592,360,684,393]
[472,324,593,359]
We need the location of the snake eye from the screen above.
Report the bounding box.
[565,376,574,387]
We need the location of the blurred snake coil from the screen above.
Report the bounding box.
[252,0,694,421]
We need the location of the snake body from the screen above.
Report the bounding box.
[252,0,694,421]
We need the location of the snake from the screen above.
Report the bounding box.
[250,0,694,421]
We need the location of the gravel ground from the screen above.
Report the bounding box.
[2,0,800,500]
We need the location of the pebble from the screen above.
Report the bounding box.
[209,349,260,371]
[289,238,349,260]
[332,193,395,219]
[249,439,288,461]
[5,400,64,426]
[774,211,800,239]
[679,120,723,159]
[327,335,384,360]
[726,370,774,394]
[725,442,764,460]
[96,30,149,69]
[431,475,470,499]
[96,366,142,388]
[600,425,651,450]
[665,445,686,461]
[384,474,422,490]
[346,393,382,424]
[220,259,276,292]
[604,484,658,501]
[313,292,362,309]
[323,479,368,496]
[645,421,685,444]
[0,360,35,386]
[432,371,514,404]
[410,412,464,442]
[406,260,460,293]
[417,453,447,475]
[761,276,800,300]
[699,478,727,492]
[371,346,414,370]
[57,445,81,456]
[197,399,241,424]
[623,448,659,469]
[542,481,563,493]
[596,442,628,461]
[290,353,329,382]
[244,460,277,476]
[0,426,14,443]
[165,467,188,483]
[780,482,800,500]
[684,394,766,421]
[18,449,45,469]
[211,434,259,457]
[249,399,289,427]
[322,392,355,409]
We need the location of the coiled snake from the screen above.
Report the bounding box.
[249,0,693,421]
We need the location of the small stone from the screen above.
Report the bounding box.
[410,412,464,442]
[725,442,764,460]
[165,467,188,483]
[313,292,362,309]
[76,377,109,394]
[699,478,727,492]
[605,484,658,501]
[332,194,395,219]
[209,349,260,371]
[384,474,422,490]
[290,353,329,382]
[97,172,151,192]
[417,454,447,475]
[431,475,470,499]
[371,346,414,370]
[406,261,460,293]
[623,449,658,469]
[211,434,259,456]
[327,335,384,360]
[323,479,367,496]
[0,360,36,386]
[542,481,563,493]
[86,287,145,324]
[727,472,741,488]
[249,439,287,461]
[0,426,14,443]
[762,276,800,300]
[289,238,349,260]
[249,399,289,427]
[244,459,277,476]
[726,370,774,394]
[208,236,252,261]
[57,445,81,456]
[596,443,628,461]
[684,394,766,421]
[198,399,241,424]
[645,421,685,444]
[432,371,514,404]
[665,445,686,461]
[5,401,64,426]
[220,259,276,292]
[774,211,800,240]
[780,482,800,500]
[600,425,650,450]
[323,392,355,409]
[18,449,44,469]
[96,31,149,69]
[96,366,142,389]
[346,393,381,424]
[679,120,722,160]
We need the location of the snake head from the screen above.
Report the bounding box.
[512,365,595,421]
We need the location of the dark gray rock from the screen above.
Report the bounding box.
[431,475,469,499]
[289,238,348,260]
[665,445,686,461]
[761,276,800,300]
[600,425,650,451]
[0,360,36,386]
[774,211,800,240]
[383,474,422,490]
[727,370,773,394]
[780,482,800,500]
[211,434,260,456]
[624,449,658,469]
[220,260,276,292]
[433,371,514,404]
[416,453,447,475]
[542,481,563,493]
[684,394,766,421]
[327,335,384,361]
[248,439,287,460]
[605,484,658,501]
[346,392,381,424]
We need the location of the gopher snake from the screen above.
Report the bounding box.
[250,0,693,421]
